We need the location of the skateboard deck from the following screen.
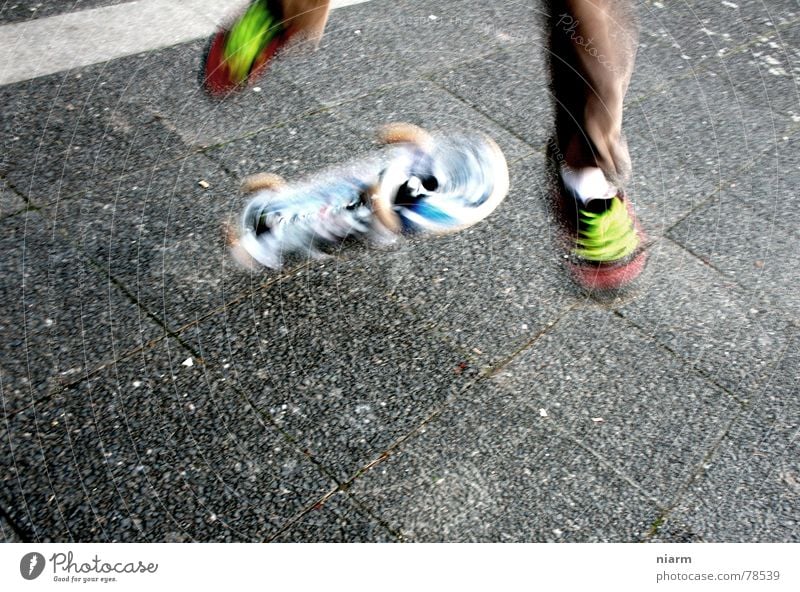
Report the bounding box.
[227,123,509,270]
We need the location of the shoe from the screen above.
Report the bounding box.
[552,172,647,292]
[202,0,288,96]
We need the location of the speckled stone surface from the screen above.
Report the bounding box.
[2,0,798,542]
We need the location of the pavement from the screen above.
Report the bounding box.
[0,0,798,543]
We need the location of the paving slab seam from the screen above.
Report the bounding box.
[642,510,707,543]
[552,419,667,507]
[667,220,800,297]
[640,413,749,543]
[423,60,549,157]
[661,120,800,247]
[3,255,184,421]
[6,368,173,542]
[195,102,352,166]
[121,360,308,544]
[481,302,581,380]
[177,324,423,542]
[22,144,221,210]
[610,307,755,409]
[189,100,333,153]
[262,306,584,540]
[161,261,315,345]
[1,398,48,541]
[0,175,33,212]
[645,337,799,543]
[4,420,78,542]
[0,505,30,542]
[264,468,403,543]
[262,366,495,541]
[4,61,192,206]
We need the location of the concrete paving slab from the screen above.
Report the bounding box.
[346,375,661,542]
[120,40,326,150]
[637,0,797,68]
[354,0,498,74]
[665,333,799,542]
[711,33,800,131]
[487,306,741,504]
[268,0,505,108]
[617,239,796,399]
[204,108,371,182]
[437,43,551,152]
[44,153,265,333]
[438,0,544,51]
[268,3,425,108]
[330,80,535,162]
[0,66,190,205]
[668,190,800,320]
[0,338,335,542]
[623,64,790,238]
[273,491,397,542]
[178,259,471,482]
[0,1,127,25]
[724,133,799,236]
[329,154,578,368]
[0,211,162,415]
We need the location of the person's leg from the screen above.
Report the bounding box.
[546,0,646,290]
[281,0,331,49]
[549,0,637,185]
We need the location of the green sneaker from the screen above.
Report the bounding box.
[547,159,648,292]
[203,0,287,95]
[565,191,647,291]
[574,196,640,263]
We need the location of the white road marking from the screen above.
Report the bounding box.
[0,0,372,86]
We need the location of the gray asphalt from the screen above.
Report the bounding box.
[1,0,798,542]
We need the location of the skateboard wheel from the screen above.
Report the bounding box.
[377,123,433,149]
[241,172,287,194]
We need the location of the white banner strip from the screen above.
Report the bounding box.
[0,0,372,86]
[1,543,798,590]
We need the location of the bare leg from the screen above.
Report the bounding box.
[545,0,646,291]
[281,0,331,49]
[547,0,638,187]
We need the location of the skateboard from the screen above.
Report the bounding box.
[227,123,510,270]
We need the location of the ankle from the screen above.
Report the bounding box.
[560,166,616,205]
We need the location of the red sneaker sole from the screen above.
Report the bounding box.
[568,248,648,291]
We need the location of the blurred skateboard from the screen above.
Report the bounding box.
[227,123,510,269]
